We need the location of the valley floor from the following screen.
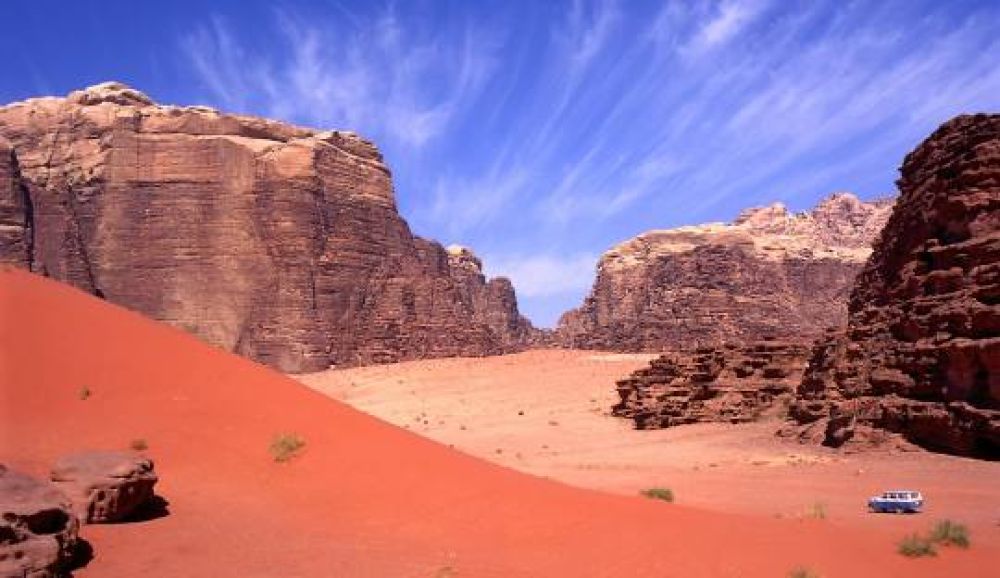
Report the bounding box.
[299,349,1000,538]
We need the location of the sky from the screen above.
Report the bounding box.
[2,0,998,326]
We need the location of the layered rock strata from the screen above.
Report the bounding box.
[0,465,79,578]
[0,137,31,266]
[558,193,893,351]
[0,83,534,372]
[788,114,1000,458]
[614,339,809,429]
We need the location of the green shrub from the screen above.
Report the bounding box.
[640,487,674,502]
[788,566,821,578]
[129,438,148,451]
[898,533,936,557]
[270,433,306,463]
[930,519,970,548]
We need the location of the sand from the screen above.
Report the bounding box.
[298,351,1000,536]
[2,269,997,577]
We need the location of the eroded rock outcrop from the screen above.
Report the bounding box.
[558,193,893,351]
[0,465,79,578]
[50,451,158,524]
[614,339,809,429]
[0,137,31,267]
[446,245,536,350]
[0,82,534,372]
[787,114,1000,458]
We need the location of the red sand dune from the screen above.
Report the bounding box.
[0,269,993,577]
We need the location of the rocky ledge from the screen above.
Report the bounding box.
[613,339,810,429]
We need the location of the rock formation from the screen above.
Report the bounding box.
[787,114,999,458]
[0,465,79,578]
[0,82,534,372]
[614,339,809,429]
[0,137,31,267]
[50,451,158,524]
[446,245,536,350]
[558,193,894,352]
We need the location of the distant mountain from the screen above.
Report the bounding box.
[557,192,894,351]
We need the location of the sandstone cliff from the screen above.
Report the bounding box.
[557,193,893,352]
[0,82,534,372]
[788,114,999,458]
[0,137,31,266]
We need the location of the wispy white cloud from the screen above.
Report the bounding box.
[562,0,621,74]
[175,0,1000,325]
[424,168,530,238]
[519,0,1000,227]
[686,0,770,53]
[181,8,498,148]
[483,252,598,299]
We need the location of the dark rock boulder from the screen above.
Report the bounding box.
[50,451,158,524]
[0,465,79,578]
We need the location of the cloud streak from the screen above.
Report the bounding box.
[177,0,1000,326]
[182,7,497,148]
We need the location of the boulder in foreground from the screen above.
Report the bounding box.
[50,451,158,524]
[0,465,79,578]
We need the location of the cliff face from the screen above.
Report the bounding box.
[0,137,31,266]
[788,114,1000,457]
[557,193,894,352]
[0,82,534,372]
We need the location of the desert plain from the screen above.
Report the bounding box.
[3,270,997,578]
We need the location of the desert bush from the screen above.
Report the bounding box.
[640,487,674,502]
[79,386,91,400]
[898,533,936,557]
[130,438,148,451]
[788,566,820,578]
[929,519,970,548]
[270,433,306,463]
[808,502,827,520]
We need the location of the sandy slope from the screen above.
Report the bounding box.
[299,351,1000,537]
[1,270,995,577]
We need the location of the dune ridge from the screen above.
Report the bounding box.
[0,269,992,577]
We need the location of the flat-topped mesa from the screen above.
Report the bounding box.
[557,193,894,352]
[614,339,810,429]
[0,82,534,372]
[786,114,1000,458]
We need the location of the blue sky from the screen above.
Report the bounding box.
[2,1,998,326]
